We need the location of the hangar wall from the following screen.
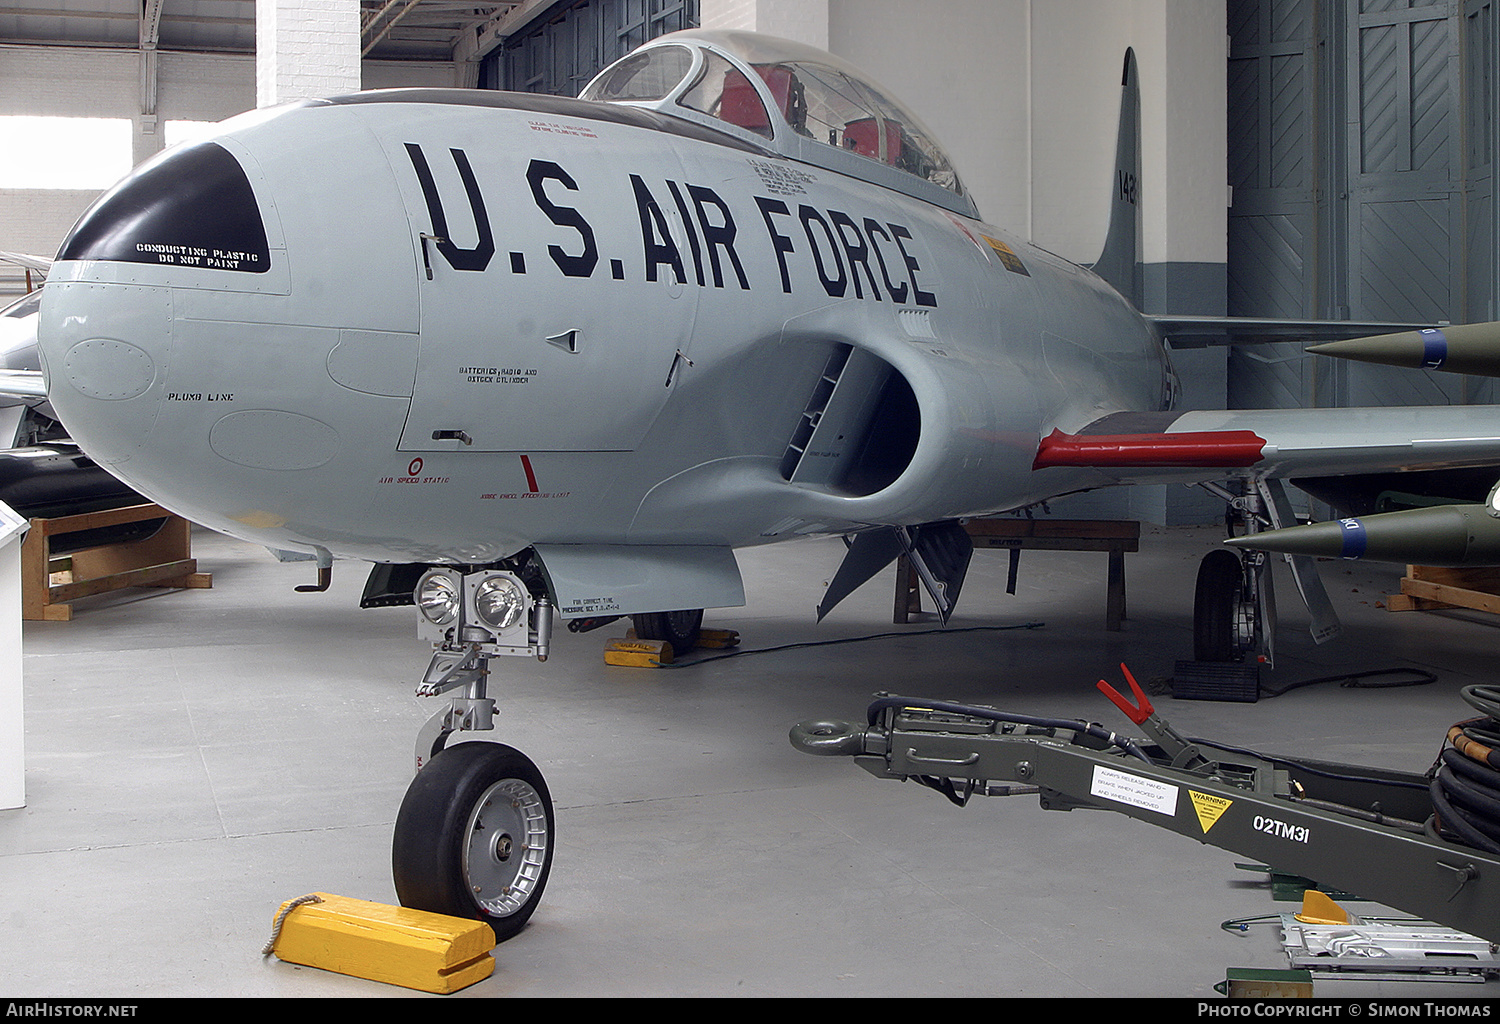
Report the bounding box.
[1227,0,1500,417]
[0,45,249,276]
[256,0,359,108]
[0,42,454,293]
[490,0,699,93]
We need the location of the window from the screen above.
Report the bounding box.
[165,120,217,149]
[766,62,962,194]
[581,44,694,102]
[677,53,773,139]
[0,116,131,189]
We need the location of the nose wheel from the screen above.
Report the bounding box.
[392,741,555,942]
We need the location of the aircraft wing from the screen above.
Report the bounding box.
[1034,406,1500,485]
[0,251,51,275]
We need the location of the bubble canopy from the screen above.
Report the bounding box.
[581,29,977,219]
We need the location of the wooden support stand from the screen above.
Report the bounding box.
[896,518,1140,629]
[21,503,212,621]
[1387,565,1500,616]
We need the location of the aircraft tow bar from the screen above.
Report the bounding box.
[791,667,1500,947]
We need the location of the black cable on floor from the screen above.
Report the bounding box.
[1257,666,1436,698]
[653,620,1046,667]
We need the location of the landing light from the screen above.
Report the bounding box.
[473,574,527,632]
[416,569,461,626]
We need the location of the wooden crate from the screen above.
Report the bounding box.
[22,503,212,621]
[1387,565,1500,616]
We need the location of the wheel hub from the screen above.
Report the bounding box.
[462,778,549,916]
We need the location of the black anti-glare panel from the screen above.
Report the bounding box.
[58,142,270,274]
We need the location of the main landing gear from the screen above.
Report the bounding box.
[631,608,704,652]
[1192,548,1258,662]
[390,565,557,941]
[1193,478,1341,667]
[563,608,707,652]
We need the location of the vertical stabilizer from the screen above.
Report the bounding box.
[1089,48,1142,309]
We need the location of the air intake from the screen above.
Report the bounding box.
[780,344,919,497]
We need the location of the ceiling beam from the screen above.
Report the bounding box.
[464,0,551,63]
[139,0,165,118]
[360,0,422,57]
[0,5,248,30]
[140,0,164,48]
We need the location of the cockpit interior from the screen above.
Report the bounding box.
[582,30,971,216]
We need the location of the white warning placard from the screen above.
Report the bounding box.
[1090,764,1178,815]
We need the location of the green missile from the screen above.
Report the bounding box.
[1225,504,1500,566]
[1306,321,1500,377]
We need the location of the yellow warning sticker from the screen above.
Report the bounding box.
[1189,791,1232,833]
[982,234,1030,276]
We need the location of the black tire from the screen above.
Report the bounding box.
[631,608,704,652]
[1193,549,1245,662]
[392,742,554,942]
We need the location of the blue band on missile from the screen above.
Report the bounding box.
[1420,328,1448,369]
[1338,518,1367,559]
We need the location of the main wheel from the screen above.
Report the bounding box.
[392,741,554,942]
[631,608,704,652]
[1193,549,1248,662]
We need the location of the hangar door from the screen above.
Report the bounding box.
[490,0,699,96]
[1227,0,1498,409]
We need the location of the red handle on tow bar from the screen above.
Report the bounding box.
[1096,663,1154,725]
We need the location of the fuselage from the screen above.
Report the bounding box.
[35,69,1169,565]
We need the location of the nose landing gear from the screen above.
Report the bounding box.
[392,565,557,941]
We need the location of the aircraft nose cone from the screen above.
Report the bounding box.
[40,140,276,465]
[38,283,174,465]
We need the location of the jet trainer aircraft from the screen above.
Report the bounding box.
[10,29,1500,940]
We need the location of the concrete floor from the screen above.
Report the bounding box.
[4,522,1500,998]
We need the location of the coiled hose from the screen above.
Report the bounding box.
[1429,684,1500,854]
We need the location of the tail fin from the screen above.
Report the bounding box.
[1089,48,1142,309]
